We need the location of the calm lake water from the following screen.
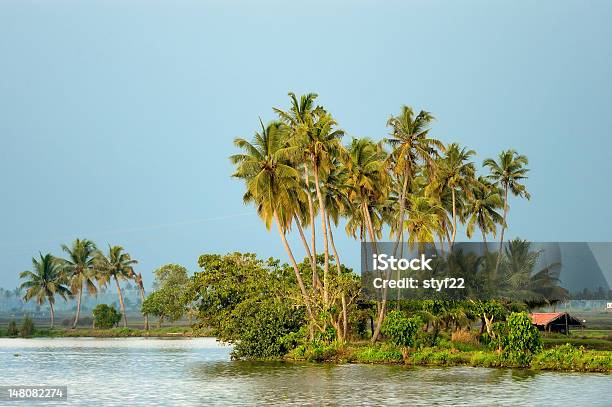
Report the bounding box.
[0,338,610,406]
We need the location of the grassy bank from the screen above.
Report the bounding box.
[285,341,612,373]
[0,326,211,338]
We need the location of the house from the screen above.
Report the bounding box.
[529,312,584,335]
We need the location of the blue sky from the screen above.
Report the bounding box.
[1,0,611,289]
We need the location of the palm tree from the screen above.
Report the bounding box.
[483,150,530,272]
[59,238,98,328]
[404,195,446,251]
[465,177,504,250]
[230,119,318,329]
[95,245,137,327]
[133,272,149,330]
[386,106,442,250]
[344,138,389,342]
[19,253,71,328]
[429,143,476,248]
[275,92,321,287]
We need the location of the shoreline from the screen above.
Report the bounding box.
[1,333,610,373]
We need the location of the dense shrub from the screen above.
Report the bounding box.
[92,304,122,329]
[20,316,35,337]
[7,320,18,336]
[501,312,542,365]
[381,311,422,348]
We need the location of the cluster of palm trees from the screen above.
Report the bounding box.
[231,92,530,342]
[19,239,148,329]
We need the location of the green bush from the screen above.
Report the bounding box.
[381,311,422,348]
[502,312,542,365]
[92,304,122,329]
[20,316,35,337]
[7,320,18,336]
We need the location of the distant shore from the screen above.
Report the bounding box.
[0,326,211,338]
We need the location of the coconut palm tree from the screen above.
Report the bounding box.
[344,137,390,342]
[483,150,530,272]
[275,92,321,286]
[465,177,504,250]
[95,245,137,327]
[59,238,98,328]
[429,143,476,248]
[386,106,442,250]
[19,253,71,328]
[404,195,446,251]
[230,119,318,329]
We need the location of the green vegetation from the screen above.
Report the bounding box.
[7,320,18,336]
[141,264,189,328]
[92,304,122,329]
[20,316,35,337]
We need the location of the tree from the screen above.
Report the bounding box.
[343,138,389,342]
[230,119,318,330]
[386,106,442,252]
[19,253,71,328]
[59,239,98,328]
[483,150,530,273]
[380,311,422,361]
[187,253,305,358]
[133,272,149,330]
[142,264,189,327]
[95,245,137,327]
[502,312,542,364]
[92,304,122,329]
[465,176,504,249]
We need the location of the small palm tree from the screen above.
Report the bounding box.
[430,143,476,248]
[483,150,530,272]
[59,239,98,328]
[19,253,71,328]
[95,245,138,327]
[465,177,504,250]
[386,106,443,248]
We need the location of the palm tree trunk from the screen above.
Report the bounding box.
[495,184,509,275]
[481,229,489,254]
[303,167,318,288]
[451,189,457,249]
[273,210,318,329]
[326,212,347,341]
[312,162,330,306]
[362,205,386,343]
[393,169,410,255]
[137,275,149,330]
[114,276,128,327]
[49,300,55,329]
[72,278,83,329]
[295,215,321,290]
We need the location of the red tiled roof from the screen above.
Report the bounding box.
[529,312,565,326]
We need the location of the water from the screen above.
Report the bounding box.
[0,338,610,406]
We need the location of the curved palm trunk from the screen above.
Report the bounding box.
[481,228,489,254]
[274,210,317,329]
[326,213,347,341]
[393,170,410,255]
[304,167,318,289]
[363,205,385,343]
[114,276,128,327]
[72,278,83,329]
[295,215,320,290]
[451,189,457,249]
[495,184,509,275]
[136,274,149,330]
[312,163,330,306]
[49,300,55,329]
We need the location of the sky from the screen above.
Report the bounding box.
[1,0,611,289]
